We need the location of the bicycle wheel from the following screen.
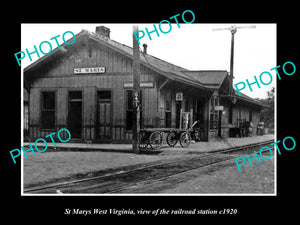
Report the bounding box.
[179,131,191,148]
[149,131,163,150]
[166,132,177,147]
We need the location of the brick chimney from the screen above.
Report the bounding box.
[95,26,110,38]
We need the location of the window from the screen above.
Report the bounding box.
[126,90,133,130]
[249,110,253,122]
[69,91,82,100]
[41,91,55,129]
[98,90,111,101]
[126,90,143,130]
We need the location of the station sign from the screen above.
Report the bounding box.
[176,92,183,101]
[124,82,154,88]
[215,106,224,111]
[74,67,105,74]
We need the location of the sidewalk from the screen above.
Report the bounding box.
[23,135,274,189]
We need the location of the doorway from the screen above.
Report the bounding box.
[96,90,112,140]
[175,101,182,128]
[68,91,82,139]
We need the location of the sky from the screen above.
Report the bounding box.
[21,23,276,99]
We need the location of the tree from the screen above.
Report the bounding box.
[257,87,274,131]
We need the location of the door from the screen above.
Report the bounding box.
[68,91,82,139]
[97,91,112,140]
[175,101,182,128]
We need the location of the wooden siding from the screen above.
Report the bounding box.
[36,39,134,77]
[28,38,159,142]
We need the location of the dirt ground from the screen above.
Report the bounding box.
[23,135,275,193]
[160,155,275,194]
[23,151,181,188]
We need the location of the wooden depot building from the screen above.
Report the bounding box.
[24,26,264,143]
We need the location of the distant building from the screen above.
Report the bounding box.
[24,26,264,143]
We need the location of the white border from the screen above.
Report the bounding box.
[21,23,277,196]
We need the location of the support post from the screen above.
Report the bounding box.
[132,25,140,154]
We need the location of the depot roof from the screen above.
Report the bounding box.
[85,30,228,90]
[24,29,228,90]
[24,28,264,107]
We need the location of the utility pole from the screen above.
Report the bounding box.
[213,25,255,137]
[132,25,140,154]
[213,25,256,97]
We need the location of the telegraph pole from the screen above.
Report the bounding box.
[213,25,255,137]
[229,27,236,97]
[132,25,140,154]
[213,25,256,97]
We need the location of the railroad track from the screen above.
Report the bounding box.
[24,140,274,194]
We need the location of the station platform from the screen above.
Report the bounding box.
[23,134,274,189]
[24,134,274,154]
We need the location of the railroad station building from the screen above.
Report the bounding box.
[24,26,264,143]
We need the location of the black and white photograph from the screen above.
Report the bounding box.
[21,23,276,195]
[3,4,299,221]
